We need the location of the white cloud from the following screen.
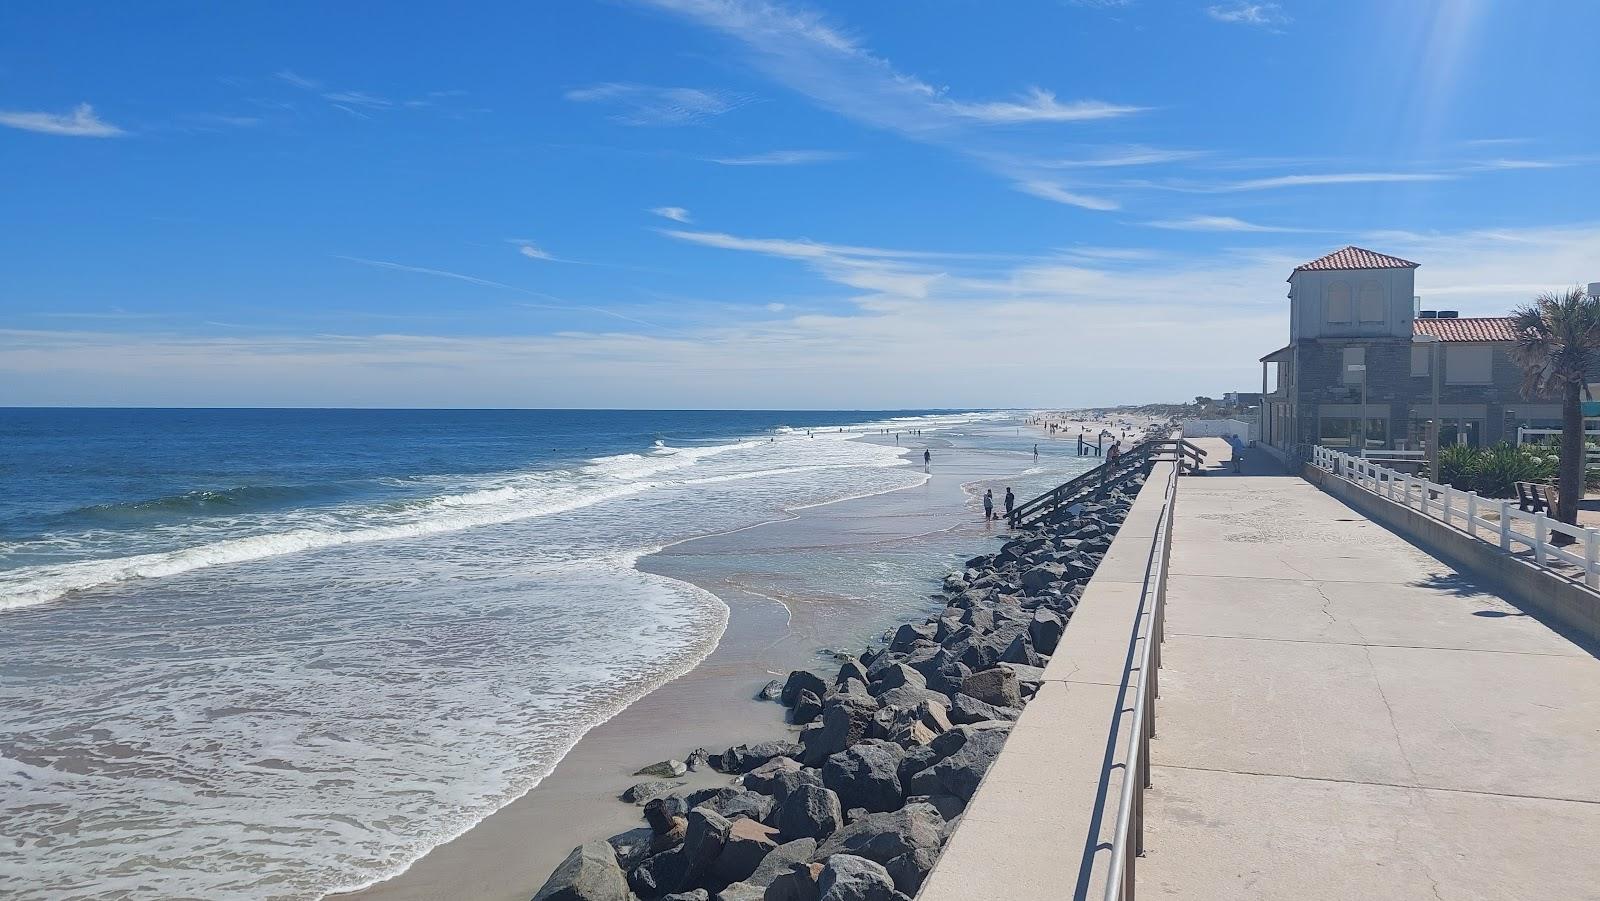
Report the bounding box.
[275,70,323,90]
[321,90,392,109]
[1144,215,1307,233]
[1015,181,1121,211]
[1145,171,1459,193]
[518,243,554,260]
[1206,2,1290,27]
[946,89,1144,124]
[650,206,693,222]
[708,149,850,166]
[1038,146,1207,168]
[564,82,753,126]
[16,224,1600,408]
[765,302,786,312]
[0,103,124,137]
[1466,158,1568,171]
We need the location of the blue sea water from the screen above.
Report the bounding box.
[0,407,1028,899]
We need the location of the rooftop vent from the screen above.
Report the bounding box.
[1418,311,1438,319]
[1437,310,1460,319]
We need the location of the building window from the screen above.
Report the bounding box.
[1328,282,1352,324]
[1411,344,1431,377]
[1342,346,1365,385]
[1319,416,1388,449]
[1446,345,1492,384]
[1358,281,1384,323]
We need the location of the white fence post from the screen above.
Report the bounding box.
[1535,514,1549,564]
[1587,530,1599,589]
[1499,501,1512,551]
[1467,494,1478,536]
[1442,487,1453,526]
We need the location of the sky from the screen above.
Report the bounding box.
[3,0,1598,409]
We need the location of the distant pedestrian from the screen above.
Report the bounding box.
[983,489,994,521]
[923,449,931,465]
[1033,443,1039,460]
[1004,487,1015,520]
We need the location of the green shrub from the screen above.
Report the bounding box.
[1435,442,1557,497]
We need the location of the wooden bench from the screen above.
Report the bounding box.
[1516,480,1560,515]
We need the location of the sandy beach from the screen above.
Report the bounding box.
[344,431,1044,900]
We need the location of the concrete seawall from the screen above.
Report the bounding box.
[919,460,1176,901]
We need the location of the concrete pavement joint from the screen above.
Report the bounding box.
[1151,762,1600,807]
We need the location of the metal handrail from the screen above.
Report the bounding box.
[1009,437,1203,528]
[1101,458,1178,901]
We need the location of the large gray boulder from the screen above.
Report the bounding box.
[636,759,689,778]
[624,780,680,804]
[782,670,828,707]
[677,806,733,891]
[712,816,780,885]
[744,837,817,888]
[813,802,945,867]
[884,847,937,896]
[792,689,824,725]
[948,692,1021,725]
[741,756,821,803]
[867,664,925,696]
[1021,562,1067,595]
[817,854,900,901]
[776,784,842,842]
[904,725,1012,801]
[800,695,876,766]
[606,826,656,872]
[765,862,824,901]
[532,841,631,901]
[721,740,804,774]
[821,740,904,813]
[1029,608,1066,655]
[960,667,1022,708]
[713,883,766,901]
[870,684,951,712]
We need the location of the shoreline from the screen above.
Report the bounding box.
[341,433,1033,900]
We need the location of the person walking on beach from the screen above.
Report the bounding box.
[923,449,931,465]
[1004,487,1015,521]
[983,489,994,521]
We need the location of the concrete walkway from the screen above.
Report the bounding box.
[1144,439,1600,899]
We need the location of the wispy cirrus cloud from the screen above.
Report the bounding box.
[650,206,693,222]
[0,103,125,137]
[637,0,1140,210]
[274,71,465,119]
[1141,171,1459,193]
[1015,181,1121,211]
[1206,2,1290,27]
[1144,215,1311,233]
[708,149,850,166]
[564,82,754,126]
[1034,145,1207,168]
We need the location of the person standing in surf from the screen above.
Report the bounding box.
[923,449,931,465]
[1004,487,1015,522]
[982,489,994,521]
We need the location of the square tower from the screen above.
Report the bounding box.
[1287,246,1419,342]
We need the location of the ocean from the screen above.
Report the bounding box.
[0,407,1068,900]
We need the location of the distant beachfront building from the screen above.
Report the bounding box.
[1257,246,1554,460]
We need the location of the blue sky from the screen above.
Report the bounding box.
[3,0,1598,408]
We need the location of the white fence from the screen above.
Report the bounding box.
[1311,445,1600,588]
[1185,418,1254,440]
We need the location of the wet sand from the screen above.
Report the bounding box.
[343,436,1032,901]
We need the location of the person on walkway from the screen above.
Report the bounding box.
[983,489,994,521]
[1004,487,1015,521]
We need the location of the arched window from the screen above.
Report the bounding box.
[1358,281,1384,323]
[1327,282,1352,324]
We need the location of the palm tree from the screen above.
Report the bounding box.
[1509,287,1600,530]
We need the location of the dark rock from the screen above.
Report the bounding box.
[630,849,683,898]
[645,798,683,834]
[606,826,657,874]
[741,757,821,803]
[817,854,899,901]
[800,695,876,766]
[746,837,818,888]
[624,780,680,804]
[712,816,780,885]
[870,684,951,712]
[533,841,632,901]
[889,622,937,652]
[686,748,714,772]
[867,664,925,696]
[722,740,805,774]
[948,692,1021,725]
[636,759,688,779]
[696,786,776,823]
[678,807,733,891]
[792,689,824,725]
[904,793,965,820]
[904,724,1012,800]
[714,883,766,901]
[814,802,945,866]
[776,784,842,842]
[662,892,710,901]
[999,632,1041,668]
[1000,662,1046,686]
[884,847,938,897]
[758,679,785,702]
[821,740,905,813]
[836,659,869,686]
[960,667,1022,708]
[782,670,828,707]
[1021,562,1067,595]
[1029,608,1066,655]
[764,862,823,901]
